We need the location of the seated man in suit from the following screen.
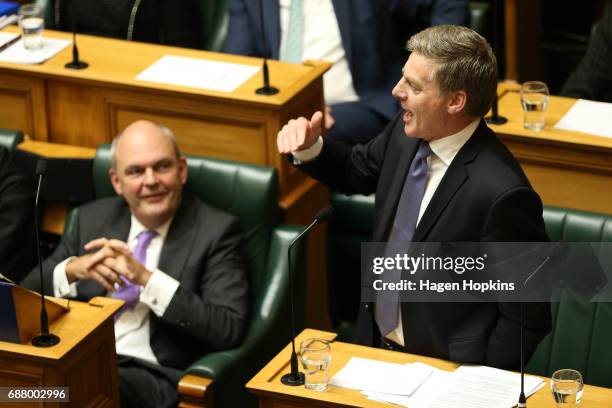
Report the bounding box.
[225,0,468,145]
[22,120,249,408]
[277,25,550,369]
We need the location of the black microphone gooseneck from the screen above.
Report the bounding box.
[281,205,334,386]
[32,159,60,348]
[485,0,507,125]
[255,0,279,95]
[64,0,88,70]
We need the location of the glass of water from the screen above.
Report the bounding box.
[520,81,549,131]
[18,3,44,51]
[550,369,584,406]
[300,338,331,391]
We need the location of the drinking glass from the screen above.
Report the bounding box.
[520,81,549,131]
[300,338,331,391]
[18,4,44,50]
[550,369,584,406]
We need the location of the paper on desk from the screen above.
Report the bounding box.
[331,357,432,396]
[363,363,454,408]
[555,99,612,138]
[0,31,17,48]
[135,55,260,93]
[0,37,70,64]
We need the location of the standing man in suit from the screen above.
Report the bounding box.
[21,120,249,408]
[277,25,551,369]
[225,0,468,145]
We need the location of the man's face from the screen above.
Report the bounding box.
[110,122,187,229]
[392,53,453,141]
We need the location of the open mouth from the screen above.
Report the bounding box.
[403,110,413,122]
[140,192,167,201]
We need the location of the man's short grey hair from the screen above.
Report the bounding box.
[406,25,498,118]
[110,123,181,169]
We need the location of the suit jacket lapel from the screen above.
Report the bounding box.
[375,133,419,241]
[412,121,485,242]
[332,0,353,67]
[158,195,196,281]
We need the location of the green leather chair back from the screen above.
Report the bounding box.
[469,1,492,41]
[526,206,612,388]
[87,144,305,407]
[0,129,24,152]
[198,0,229,51]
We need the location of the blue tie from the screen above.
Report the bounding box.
[281,0,303,63]
[376,142,433,337]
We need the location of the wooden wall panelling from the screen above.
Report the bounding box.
[0,72,48,140]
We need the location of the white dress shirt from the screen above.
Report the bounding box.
[293,119,481,346]
[279,0,359,105]
[53,215,181,365]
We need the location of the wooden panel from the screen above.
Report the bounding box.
[0,72,47,139]
[46,81,106,147]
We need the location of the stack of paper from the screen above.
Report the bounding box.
[332,359,545,408]
[555,99,612,138]
[331,357,433,396]
[0,37,70,64]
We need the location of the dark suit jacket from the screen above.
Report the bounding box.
[299,114,551,369]
[560,4,612,103]
[22,193,249,371]
[223,0,468,121]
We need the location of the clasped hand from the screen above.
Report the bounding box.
[65,238,152,292]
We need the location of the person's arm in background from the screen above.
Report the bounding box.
[560,4,612,102]
[223,0,260,56]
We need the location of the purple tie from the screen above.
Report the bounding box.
[113,230,157,318]
[376,142,433,337]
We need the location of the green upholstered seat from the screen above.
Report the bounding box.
[0,129,24,152]
[65,144,307,407]
[469,1,492,41]
[328,192,612,387]
[526,206,612,387]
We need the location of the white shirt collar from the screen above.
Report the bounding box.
[128,215,173,243]
[429,119,480,166]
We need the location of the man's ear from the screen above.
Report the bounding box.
[109,168,123,195]
[447,90,467,115]
[179,157,188,185]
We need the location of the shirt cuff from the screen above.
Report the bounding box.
[53,257,78,298]
[291,136,324,165]
[140,269,180,317]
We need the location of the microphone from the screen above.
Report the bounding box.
[281,205,334,386]
[31,159,60,347]
[64,0,88,70]
[255,0,279,96]
[485,0,507,125]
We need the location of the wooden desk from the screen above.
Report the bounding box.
[492,85,612,214]
[248,329,612,408]
[0,296,123,408]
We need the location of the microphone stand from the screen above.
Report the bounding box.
[485,0,507,125]
[281,206,334,386]
[65,0,88,70]
[32,159,60,347]
[255,0,278,95]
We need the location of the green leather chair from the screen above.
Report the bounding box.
[66,145,307,407]
[328,192,612,387]
[469,1,492,41]
[0,129,24,152]
[526,207,612,388]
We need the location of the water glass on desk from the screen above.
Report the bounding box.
[551,369,584,406]
[300,338,331,391]
[18,3,44,51]
[520,81,549,131]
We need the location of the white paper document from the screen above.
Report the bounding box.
[0,31,18,48]
[348,362,544,408]
[555,99,612,138]
[331,357,433,396]
[135,55,260,92]
[0,37,70,64]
